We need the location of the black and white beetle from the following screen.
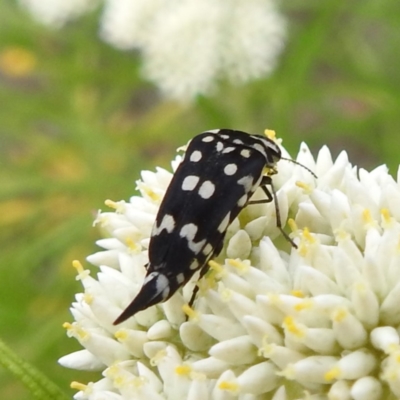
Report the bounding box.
[114,129,311,324]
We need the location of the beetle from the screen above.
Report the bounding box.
[114,129,306,324]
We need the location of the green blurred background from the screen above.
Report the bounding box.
[1,0,400,398]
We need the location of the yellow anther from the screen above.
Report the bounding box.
[105,199,118,209]
[137,181,160,202]
[126,237,139,252]
[325,366,340,382]
[381,208,395,230]
[208,260,223,274]
[294,299,312,312]
[264,129,276,140]
[263,165,278,177]
[70,381,87,391]
[227,259,248,273]
[207,267,219,282]
[290,290,305,298]
[297,240,308,258]
[175,364,192,376]
[381,208,391,223]
[295,181,308,189]
[63,322,72,330]
[333,307,348,322]
[63,322,89,340]
[283,316,304,337]
[302,227,315,243]
[288,218,298,232]
[74,260,90,280]
[105,199,126,213]
[115,330,128,340]
[182,304,198,321]
[72,260,84,273]
[113,376,126,387]
[197,273,216,293]
[83,293,93,304]
[362,209,375,226]
[268,293,281,305]
[107,365,119,376]
[296,181,312,193]
[145,188,160,202]
[218,381,239,392]
[298,228,316,256]
[362,209,372,221]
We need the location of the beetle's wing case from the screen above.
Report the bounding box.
[113,129,282,323]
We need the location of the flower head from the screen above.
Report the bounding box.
[60,134,400,399]
[19,0,98,28]
[20,0,285,100]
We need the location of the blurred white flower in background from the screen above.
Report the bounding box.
[19,0,286,100]
[59,133,400,399]
[19,0,98,28]
[99,0,170,50]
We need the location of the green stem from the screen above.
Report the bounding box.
[0,337,69,400]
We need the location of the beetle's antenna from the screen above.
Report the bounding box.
[280,157,318,179]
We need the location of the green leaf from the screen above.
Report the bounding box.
[0,338,69,400]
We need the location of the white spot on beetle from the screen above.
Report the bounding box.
[198,180,215,199]
[144,272,170,300]
[237,194,248,207]
[180,225,206,253]
[202,136,214,142]
[152,214,175,236]
[188,239,206,254]
[190,150,202,162]
[222,147,235,154]
[203,243,213,255]
[237,175,254,193]
[176,273,185,284]
[180,223,198,241]
[218,213,231,232]
[224,163,237,176]
[253,143,266,157]
[241,149,251,158]
[182,175,200,191]
[216,141,224,152]
[190,259,199,270]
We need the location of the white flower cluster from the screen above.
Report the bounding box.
[60,138,400,400]
[19,0,285,100]
[101,0,286,100]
